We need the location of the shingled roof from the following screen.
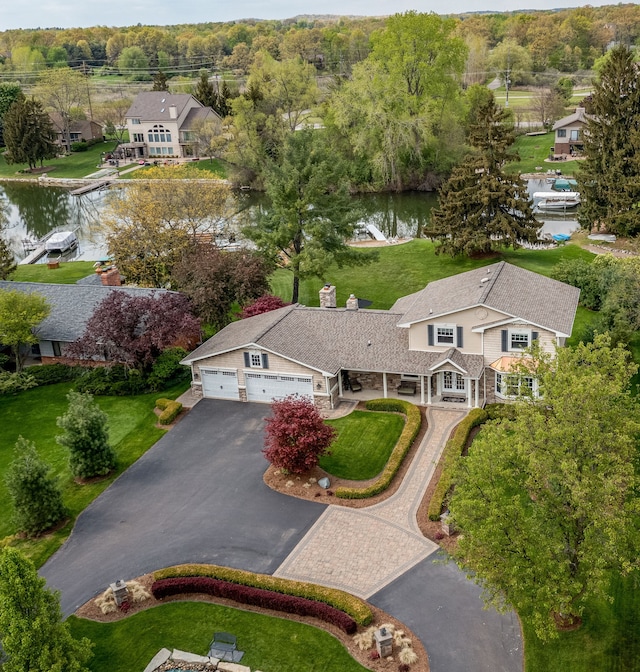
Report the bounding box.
[394,262,579,337]
[0,281,170,343]
[125,92,201,123]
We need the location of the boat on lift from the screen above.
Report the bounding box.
[45,231,79,253]
[533,191,581,211]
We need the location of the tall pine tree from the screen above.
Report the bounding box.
[3,97,57,170]
[194,70,216,108]
[577,45,640,237]
[152,70,169,91]
[428,94,540,256]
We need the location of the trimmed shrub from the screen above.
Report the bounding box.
[155,398,182,425]
[484,402,516,421]
[75,365,146,396]
[151,577,357,634]
[153,563,372,625]
[336,399,422,499]
[28,364,81,386]
[71,141,88,152]
[427,408,487,521]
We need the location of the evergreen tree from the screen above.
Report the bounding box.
[0,236,16,279]
[0,83,23,147]
[3,97,57,170]
[214,80,233,118]
[0,547,93,672]
[57,391,116,480]
[152,70,168,91]
[5,437,67,537]
[427,95,540,256]
[194,69,216,108]
[577,45,640,236]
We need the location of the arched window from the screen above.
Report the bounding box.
[147,124,172,143]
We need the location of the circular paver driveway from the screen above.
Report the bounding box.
[42,399,326,615]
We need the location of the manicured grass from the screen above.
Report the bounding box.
[322,410,405,480]
[505,132,580,176]
[0,141,119,179]
[11,261,97,284]
[270,239,596,310]
[523,571,640,672]
[127,159,228,179]
[0,380,188,566]
[68,602,369,672]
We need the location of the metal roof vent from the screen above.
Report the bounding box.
[161,98,166,102]
[160,108,165,113]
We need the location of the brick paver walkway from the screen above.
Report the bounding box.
[274,407,466,598]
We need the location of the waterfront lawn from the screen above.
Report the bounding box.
[11,261,97,283]
[322,410,405,480]
[505,132,580,176]
[128,159,228,179]
[270,239,595,311]
[68,602,369,672]
[0,141,119,179]
[0,381,187,567]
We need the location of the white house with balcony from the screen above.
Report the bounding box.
[121,91,220,160]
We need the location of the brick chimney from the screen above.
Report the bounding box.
[100,267,122,286]
[319,283,336,308]
[346,293,359,310]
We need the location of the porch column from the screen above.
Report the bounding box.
[467,378,472,408]
[474,378,479,408]
[427,375,432,404]
[420,376,425,405]
[383,372,388,398]
[338,373,343,397]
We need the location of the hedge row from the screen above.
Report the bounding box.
[156,398,182,424]
[151,577,357,634]
[336,399,422,500]
[153,563,372,626]
[427,408,488,521]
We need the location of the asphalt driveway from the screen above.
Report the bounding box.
[42,399,326,615]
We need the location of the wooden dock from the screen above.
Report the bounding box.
[70,178,114,196]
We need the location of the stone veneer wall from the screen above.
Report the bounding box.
[484,367,497,405]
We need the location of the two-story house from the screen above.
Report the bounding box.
[181,263,580,410]
[121,91,220,161]
[552,107,588,157]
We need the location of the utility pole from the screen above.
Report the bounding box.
[505,48,511,108]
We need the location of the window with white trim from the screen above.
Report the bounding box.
[509,330,530,351]
[443,371,465,391]
[250,352,263,368]
[496,372,537,398]
[436,325,455,345]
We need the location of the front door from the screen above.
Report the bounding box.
[440,371,466,397]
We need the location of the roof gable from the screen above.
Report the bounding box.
[552,107,588,130]
[125,92,202,123]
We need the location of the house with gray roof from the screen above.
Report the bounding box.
[552,107,588,157]
[0,281,170,365]
[121,91,220,161]
[181,262,580,410]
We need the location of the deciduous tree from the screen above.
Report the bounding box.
[240,294,289,319]
[263,395,336,474]
[450,335,640,640]
[3,97,58,170]
[0,288,50,372]
[57,391,116,480]
[5,437,67,537]
[0,547,92,671]
[427,94,540,256]
[104,165,233,286]
[67,291,200,370]
[577,45,640,236]
[244,128,366,304]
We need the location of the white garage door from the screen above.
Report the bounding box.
[201,368,239,399]
[245,372,314,403]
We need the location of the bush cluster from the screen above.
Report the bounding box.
[28,364,82,386]
[71,141,88,152]
[151,577,357,634]
[153,563,372,625]
[336,399,422,499]
[155,398,182,425]
[75,365,146,396]
[427,408,488,521]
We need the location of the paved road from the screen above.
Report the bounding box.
[42,400,326,615]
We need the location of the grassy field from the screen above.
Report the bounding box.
[270,239,595,310]
[11,261,97,283]
[506,132,580,176]
[0,380,187,566]
[68,602,369,672]
[0,141,119,180]
[322,410,404,480]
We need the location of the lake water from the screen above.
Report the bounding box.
[0,180,579,263]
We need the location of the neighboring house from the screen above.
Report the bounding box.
[0,280,172,365]
[552,107,588,157]
[49,113,103,151]
[182,262,580,410]
[121,91,220,160]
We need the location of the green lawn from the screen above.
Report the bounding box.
[68,602,369,672]
[322,410,404,480]
[127,159,228,180]
[505,132,580,176]
[523,571,640,672]
[270,239,595,310]
[11,261,97,284]
[0,141,119,179]
[0,381,187,566]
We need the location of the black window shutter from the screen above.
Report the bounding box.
[501,330,508,352]
[456,326,463,348]
[244,352,250,367]
[532,331,539,342]
[427,325,434,346]
[262,353,269,369]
